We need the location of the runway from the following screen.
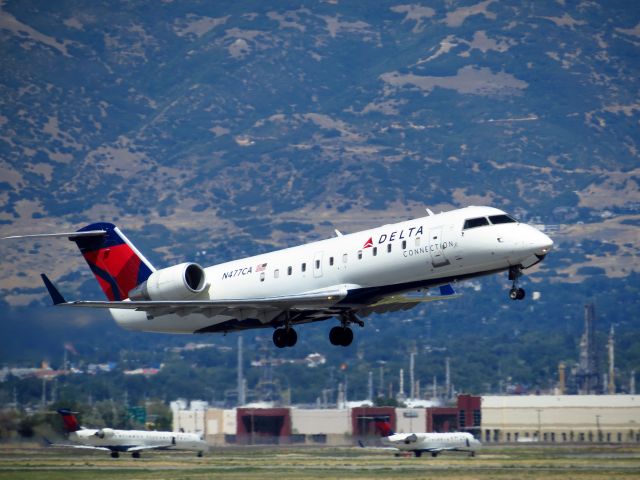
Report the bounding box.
[2,444,640,479]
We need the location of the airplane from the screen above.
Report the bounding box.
[3,205,553,348]
[363,417,482,458]
[47,408,208,458]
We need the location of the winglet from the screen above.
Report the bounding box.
[40,274,66,305]
[439,284,456,296]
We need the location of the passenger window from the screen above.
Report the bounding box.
[260,272,265,282]
[329,256,334,266]
[489,214,517,224]
[463,217,490,229]
[358,250,363,260]
[415,237,421,247]
[274,269,279,279]
[373,247,377,256]
[387,243,392,253]
[301,263,306,272]
[315,260,320,269]
[342,253,348,263]
[402,240,406,249]
[287,266,292,276]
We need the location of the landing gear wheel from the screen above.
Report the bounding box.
[329,326,342,346]
[273,327,297,348]
[329,326,353,347]
[132,451,140,459]
[509,287,526,300]
[341,327,353,346]
[414,451,422,458]
[110,451,119,458]
[285,328,298,347]
[508,266,526,301]
[273,328,287,348]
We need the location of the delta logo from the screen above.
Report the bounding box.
[362,237,373,249]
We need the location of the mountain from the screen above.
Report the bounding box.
[0,1,638,403]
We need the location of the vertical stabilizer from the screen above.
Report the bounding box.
[72,223,155,301]
[57,408,81,432]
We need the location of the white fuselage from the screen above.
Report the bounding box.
[71,428,207,452]
[384,431,481,455]
[111,206,552,333]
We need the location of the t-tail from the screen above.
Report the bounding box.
[72,223,155,301]
[57,408,82,432]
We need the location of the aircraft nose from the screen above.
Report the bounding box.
[531,229,554,257]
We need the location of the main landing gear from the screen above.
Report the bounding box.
[330,311,364,347]
[329,325,353,347]
[508,266,526,301]
[273,327,297,348]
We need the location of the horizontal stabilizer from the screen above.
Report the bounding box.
[40,274,66,305]
[2,230,106,240]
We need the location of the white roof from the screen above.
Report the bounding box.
[482,395,639,408]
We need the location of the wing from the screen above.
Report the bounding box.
[125,444,173,452]
[44,440,111,452]
[42,274,347,313]
[357,440,400,452]
[358,284,460,316]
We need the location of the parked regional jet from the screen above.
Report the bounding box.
[4,206,552,348]
[48,408,207,458]
[364,418,481,458]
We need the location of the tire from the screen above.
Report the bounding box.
[340,327,353,347]
[329,326,342,345]
[273,328,287,348]
[285,328,298,347]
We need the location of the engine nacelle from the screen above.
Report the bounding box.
[128,262,209,301]
[96,428,115,439]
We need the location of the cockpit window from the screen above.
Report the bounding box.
[489,214,517,225]
[463,217,489,230]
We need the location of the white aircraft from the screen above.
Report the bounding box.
[48,408,207,458]
[364,418,482,458]
[5,206,552,348]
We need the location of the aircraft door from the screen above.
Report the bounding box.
[313,252,323,278]
[428,227,451,268]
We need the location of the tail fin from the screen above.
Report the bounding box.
[72,223,155,301]
[57,408,81,432]
[373,418,394,437]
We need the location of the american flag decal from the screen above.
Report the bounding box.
[256,263,267,272]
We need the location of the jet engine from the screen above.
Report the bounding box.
[95,428,115,439]
[128,262,209,301]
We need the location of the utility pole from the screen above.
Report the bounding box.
[238,336,245,406]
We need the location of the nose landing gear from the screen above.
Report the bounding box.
[508,266,526,301]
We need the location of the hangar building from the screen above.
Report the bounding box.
[173,395,640,446]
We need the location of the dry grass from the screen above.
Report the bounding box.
[1,444,639,480]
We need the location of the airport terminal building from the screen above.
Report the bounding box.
[172,394,640,446]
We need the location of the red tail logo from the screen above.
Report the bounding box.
[363,237,373,249]
[57,409,80,432]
